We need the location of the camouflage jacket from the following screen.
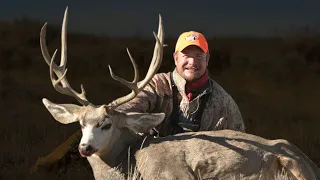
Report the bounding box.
[116,69,245,136]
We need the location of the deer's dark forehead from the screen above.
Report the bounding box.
[81,108,106,126]
[82,117,103,127]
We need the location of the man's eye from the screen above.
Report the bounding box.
[101,124,112,131]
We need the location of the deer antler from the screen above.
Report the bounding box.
[106,14,164,111]
[40,7,90,106]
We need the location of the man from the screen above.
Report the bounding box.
[116,30,245,136]
[31,31,245,173]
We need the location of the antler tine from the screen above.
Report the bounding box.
[138,30,163,88]
[107,47,140,91]
[146,14,164,77]
[107,14,164,110]
[60,6,68,70]
[136,14,164,89]
[40,23,60,71]
[40,7,90,106]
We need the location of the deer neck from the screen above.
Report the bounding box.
[88,129,143,174]
[87,154,126,180]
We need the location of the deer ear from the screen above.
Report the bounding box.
[122,112,166,133]
[42,98,81,124]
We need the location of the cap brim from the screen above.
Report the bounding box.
[177,42,208,53]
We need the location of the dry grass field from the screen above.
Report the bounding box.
[0,19,320,179]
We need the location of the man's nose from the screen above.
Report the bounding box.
[188,57,195,65]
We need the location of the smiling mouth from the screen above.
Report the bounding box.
[185,67,198,71]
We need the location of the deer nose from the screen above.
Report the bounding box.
[78,144,98,157]
[79,143,92,152]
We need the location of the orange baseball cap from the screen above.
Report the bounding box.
[175,31,209,53]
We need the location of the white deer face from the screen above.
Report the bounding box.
[42,98,166,157]
[77,107,120,157]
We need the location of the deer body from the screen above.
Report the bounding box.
[40,7,320,180]
[135,130,320,180]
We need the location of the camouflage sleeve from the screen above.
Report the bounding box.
[115,73,171,114]
[224,95,246,132]
[115,80,158,113]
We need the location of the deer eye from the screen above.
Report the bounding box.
[101,123,112,131]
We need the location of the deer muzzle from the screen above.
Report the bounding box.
[78,143,98,157]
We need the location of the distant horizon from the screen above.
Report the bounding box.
[2,1,320,38]
[3,16,319,39]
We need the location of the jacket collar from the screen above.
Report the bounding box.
[172,69,212,99]
[172,69,187,96]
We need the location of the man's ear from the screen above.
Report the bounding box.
[42,98,82,124]
[173,51,179,66]
[206,52,210,64]
[121,112,166,133]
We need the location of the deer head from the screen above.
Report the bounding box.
[40,7,165,157]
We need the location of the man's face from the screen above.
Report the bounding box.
[174,45,209,82]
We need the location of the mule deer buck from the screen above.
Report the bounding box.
[40,7,320,180]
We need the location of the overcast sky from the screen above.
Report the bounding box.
[1,0,320,37]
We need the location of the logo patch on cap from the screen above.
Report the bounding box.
[185,34,199,41]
